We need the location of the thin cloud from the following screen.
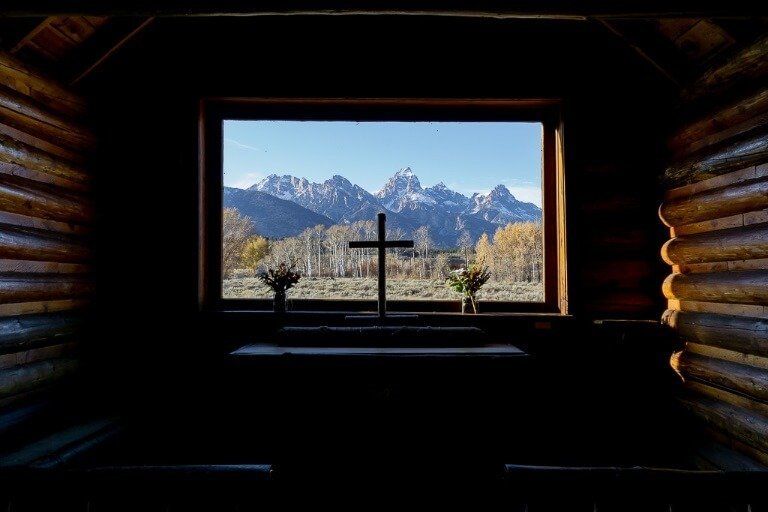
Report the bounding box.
[224,138,263,152]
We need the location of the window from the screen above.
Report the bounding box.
[201,99,566,313]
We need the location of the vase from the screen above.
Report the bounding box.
[273,289,286,314]
[461,294,478,314]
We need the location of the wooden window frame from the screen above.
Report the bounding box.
[200,98,568,315]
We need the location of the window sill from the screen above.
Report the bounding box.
[231,342,528,359]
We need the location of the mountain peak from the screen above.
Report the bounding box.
[328,174,352,186]
[488,184,515,200]
[396,167,414,176]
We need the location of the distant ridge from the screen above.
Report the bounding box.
[231,167,541,245]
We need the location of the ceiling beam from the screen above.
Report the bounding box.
[70,17,154,85]
[596,19,692,88]
[0,2,766,19]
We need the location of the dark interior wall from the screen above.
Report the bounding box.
[71,16,685,468]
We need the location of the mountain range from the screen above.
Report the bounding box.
[223,167,541,247]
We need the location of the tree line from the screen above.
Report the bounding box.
[223,208,543,283]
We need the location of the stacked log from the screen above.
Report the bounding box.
[0,51,92,432]
[662,34,768,468]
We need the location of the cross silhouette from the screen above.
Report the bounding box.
[349,213,414,318]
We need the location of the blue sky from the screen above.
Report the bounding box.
[223,120,543,205]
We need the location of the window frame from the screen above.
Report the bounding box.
[200,98,567,315]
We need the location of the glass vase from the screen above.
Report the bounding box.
[273,289,286,314]
[461,294,478,314]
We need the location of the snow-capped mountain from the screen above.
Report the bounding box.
[465,184,541,225]
[250,173,418,234]
[234,168,541,246]
[251,174,378,223]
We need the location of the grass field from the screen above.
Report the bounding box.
[223,275,543,302]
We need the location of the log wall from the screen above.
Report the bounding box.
[661,34,768,468]
[0,51,93,444]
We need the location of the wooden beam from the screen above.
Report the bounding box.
[0,174,92,224]
[0,356,78,399]
[0,2,764,18]
[683,34,768,103]
[0,312,82,354]
[0,133,89,183]
[0,224,89,263]
[673,351,768,402]
[596,19,684,88]
[662,222,768,265]
[663,269,768,304]
[0,274,93,304]
[0,51,86,119]
[663,131,768,187]
[71,17,155,85]
[0,418,113,467]
[0,83,95,150]
[9,18,55,54]
[669,89,768,157]
[678,393,768,455]
[664,309,768,357]
[659,175,768,226]
[0,299,89,317]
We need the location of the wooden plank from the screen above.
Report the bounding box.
[673,351,768,402]
[663,131,768,187]
[0,132,89,184]
[664,165,759,201]
[670,211,745,237]
[697,441,767,472]
[0,173,92,224]
[0,120,83,164]
[744,208,768,225]
[0,260,90,273]
[687,343,768,371]
[662,222,768,265]
[33,423,121,469]
[671,208,768,237]
[670,19,734,63]
[663,270,768,304]
[232,343,525,357]
[0,299,88,317]
[0,3,760,17]
[0,51,86,119]
[663,310,768,357]
[678,393,768,454]
[660,176,768,227]
[675,258,768,275]
[668,299,768,319]
[677,111,768,160]
[0,312,82,353]
[0,161,89,193]
[0,83,95,150]
[0,274,93,304]
[683,34,768,103]
[0,341,78,370]
[0,418,113,467]
[0,223,91,263]
[686,380,768,424]
[0,211,90,236]
[703,425,768,468]
[0,357,79,399]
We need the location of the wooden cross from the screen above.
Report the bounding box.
[349,213,414,318]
